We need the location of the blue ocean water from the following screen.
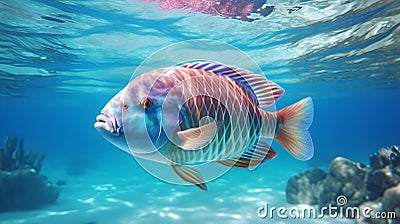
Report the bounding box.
[0,0,399,223]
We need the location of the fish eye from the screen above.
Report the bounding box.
[141,97,152,109]
[123,104,128,109]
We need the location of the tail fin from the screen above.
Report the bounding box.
[276,97,314,160]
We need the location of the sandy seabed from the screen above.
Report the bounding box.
[0,155,354,224]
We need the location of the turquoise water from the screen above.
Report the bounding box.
[0,0,399,223]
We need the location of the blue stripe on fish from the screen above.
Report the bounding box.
[145,107,169,149]
[182,62,260,105]
[186,62,237,77]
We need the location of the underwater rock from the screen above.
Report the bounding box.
[365,146,400,200]
[356,200,385,224]
[356,184,400,224]
[329,157,367,182]
[365,166,399,200]
[286,157,368,208]
[369,148,391,169]
[381,184,400,222]
[0,136,59,212]
[391,146,400,167]
[317,157,368,208]
[0,168,59,211]
[287,145,400,220]
[286,168,326,204]
[56,180,66,186]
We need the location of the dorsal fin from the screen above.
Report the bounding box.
[182,62,284,107]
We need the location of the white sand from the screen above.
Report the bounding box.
[0,154,354,224]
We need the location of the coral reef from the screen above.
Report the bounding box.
[286,145,400,222]
[0,137,45,172]
[0,136,59,212]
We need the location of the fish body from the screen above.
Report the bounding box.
[94,62,314,190]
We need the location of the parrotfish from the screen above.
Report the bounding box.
[94,62,314,190]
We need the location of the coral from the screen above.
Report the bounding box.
[0,136,59,212]
[0,136,45,172]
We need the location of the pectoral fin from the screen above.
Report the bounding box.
[171,165,208,191]
[177,121,218,150]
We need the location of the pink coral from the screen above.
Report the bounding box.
[144,0,272,21]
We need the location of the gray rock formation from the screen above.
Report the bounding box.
[356,200,385,224]
[381,184,400,223]
[286,168,326,204]
[318,157,368,208]
[356,184,400,224]
[286,145,400,222]
[0,168,59,211]
[366,146,400,200]
[286,157,368,209]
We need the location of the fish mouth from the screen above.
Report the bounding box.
[94,113,120,136]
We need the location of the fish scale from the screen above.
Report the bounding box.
[160,68,263,164]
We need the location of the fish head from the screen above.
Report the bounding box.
[94,87,129,152]
[94,68,176,155]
